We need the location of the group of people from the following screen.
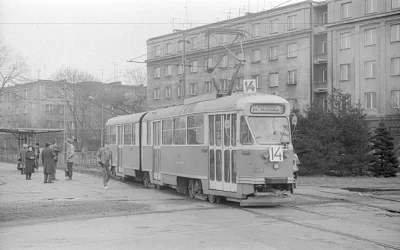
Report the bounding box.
[18,139,76,183]
[17,139,113,189]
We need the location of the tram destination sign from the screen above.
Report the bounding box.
[250,104,285,114]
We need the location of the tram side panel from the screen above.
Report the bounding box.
[121,145,140,177]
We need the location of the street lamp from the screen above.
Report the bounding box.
[88,96,104,146]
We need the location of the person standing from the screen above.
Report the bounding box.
[97,141,113,190]
[34,143,40,172]
[293,151,300,189]
[24,146,36,180]
[19,144,28,175]
[41,142,55,184]
[49,140,60,181]
[65,139,75,180]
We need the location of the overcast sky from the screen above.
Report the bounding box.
[0,0,301,83]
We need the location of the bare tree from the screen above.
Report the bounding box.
[0,40,30,97]
[123,66,147,86]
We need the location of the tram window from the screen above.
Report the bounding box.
[132,123,137,145]
[123,124,132,145]
[105,126,110,144]
[173,117,186,145]
[209,115,214,146]
[248,117,290,144]
[209,149,215,181]
[231,114,237,147]
[216,150,222,181]
[215,115,222,146]
[224,150,230,182]
[224,115,231,147]
[240,117,253,145]
[110,126,117,144]
[187,115,204,144]
[162,119,173,145]
[147,122,151,145]
[232,150,237,183]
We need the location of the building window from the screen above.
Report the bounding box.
[24,105,28,114]
[365,0,376,14]
[341,2,351,19]
[45,104,53,114]
[153,88,160,100]
[252,49,261,63]
[190,37,197,50]
[190,83,197,96]
[220,34,226,44]
[287,43,297,58]
[391,24,400,42]
[165,43,172,54]
[252,23,260,37]
[392,57,400,76]
[365,60,377,78]
[153,66,160,78]
[391,90,400,108]
[177,63,183,75]
[190,60,198,73]
[68,121,75,130]
[177,85,182,97]
[365,28,376,46]
[45,87,53,98]
[165,86,171,99]
[165,65,172,76]
[205,81,212,94]
[322,41,327,54]
[236,52,244,64]
[340,64,351,80]
[24,90,28,99]
[340,32,351,49]
[221,55,228,68]
[270,19,278,34]
[269,46,278,60]
[235,77,244,91]
[59,120,64,129]
[393,0,400,9]
[221,79,228,92]
[287,15,296,30]
[154,45,160,57]
[322,98,328,110]
[207,57,213,69]
[322,12,328,24]
[252,75,260,89]
[365,92,376,109]
[269,73,279,87]
[287,70,297,85]
[322,69,327,82]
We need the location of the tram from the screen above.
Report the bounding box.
[105,92,295,206]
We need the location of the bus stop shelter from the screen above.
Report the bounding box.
[0,128,65,148]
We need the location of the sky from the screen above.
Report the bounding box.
[0,0,302,84]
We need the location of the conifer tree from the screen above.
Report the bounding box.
[369,122,398,177]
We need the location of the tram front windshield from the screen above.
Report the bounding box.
[248,117,290,144]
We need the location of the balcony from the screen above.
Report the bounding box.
[314,81,328,93]
[313,53,327,64]
[313,25,327,34]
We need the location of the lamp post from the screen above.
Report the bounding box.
[88,96,104,146]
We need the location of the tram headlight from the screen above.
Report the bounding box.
[273,163,279,170]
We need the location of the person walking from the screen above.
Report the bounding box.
[65,139,75,180]
[41,142,55,184]
[34,143,40,172]
[49,140,60,181]
[19,144,28,175]
[97,141,113,190]
[24,146,36,180]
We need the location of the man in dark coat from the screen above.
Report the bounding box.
[49,140,60,181]
[41,142,55,184]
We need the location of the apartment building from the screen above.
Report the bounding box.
[326,0,400,127]
[146,0,322,112]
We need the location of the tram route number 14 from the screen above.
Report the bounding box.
[269,146,283,162]
[243,79,257,94]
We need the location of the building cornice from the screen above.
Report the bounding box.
[325,10,400,29]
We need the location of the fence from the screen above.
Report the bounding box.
[0,149,99,168]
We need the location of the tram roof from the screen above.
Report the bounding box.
[142,93,288,121]
[106,112,147,126]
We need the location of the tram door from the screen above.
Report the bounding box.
[116,125,123,174]
[209,114,237,192]
[152,121,161,181]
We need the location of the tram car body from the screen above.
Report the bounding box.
[105,93,295,206]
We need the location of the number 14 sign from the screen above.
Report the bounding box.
[269,146,283,162]
[243,79,257,94]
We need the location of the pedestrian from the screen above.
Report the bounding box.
[24,145,36,180]
[41,142,55,184]
[65,139,75,180]
[34,143,40,172]
[49,140,60,181]
[293,151,300,189]
[97,141,113,190]
[19,144,28,175]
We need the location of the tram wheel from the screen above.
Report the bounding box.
[143,174,150,188]
[156,185,162,190]
[188,179,196,198]
[208,195,221,204]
